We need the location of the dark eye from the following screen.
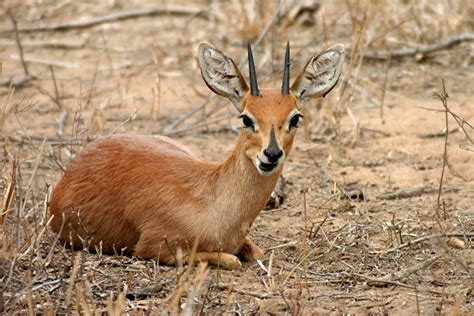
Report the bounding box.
[240,114,255,130]
[289,113,303,130]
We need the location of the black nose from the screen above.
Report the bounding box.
[264,147,283,163]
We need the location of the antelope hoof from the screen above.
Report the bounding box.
[219,254,242,270]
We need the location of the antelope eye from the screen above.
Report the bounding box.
[239,114,255,130]
[289,113,303,129]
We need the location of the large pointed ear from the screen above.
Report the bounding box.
[198,43,249,112]
[291,44,345,107]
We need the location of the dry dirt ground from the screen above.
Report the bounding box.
[1,1,473,314]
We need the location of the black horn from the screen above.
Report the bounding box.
[282,41,290,95]
[248,43,260,96]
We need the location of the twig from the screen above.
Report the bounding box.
[434,79,449,223]
[1,159,16,226]
[0,38,87,49]
[7,133,86,146]
[49,65,63,110]
[359,255,442,287]
[352,278,442,296]
[282,245,320,287]
[360,127,391,137]
[251,1,285,51]
[214,284,270,299]
[364,32,474,60]
[151,48,161,122]
[14,278,62,299]
[7,9,30,77]
[376,186,458,200]
[354,274,419,290]
[1,6,207,34]
[278,288,294,315]
[33,84,63,109]
[265,241,298,252]
[163,96,215,134]
[9,54,81,68]
[109,109,138,135]
[163,113,234,136]
[57,110,69,138]
[418,128,458,139]
[10,54,133,70]
[85,59,100,109]
[380,232,473,254]
[379,57,391,123]
[347,80,383,108]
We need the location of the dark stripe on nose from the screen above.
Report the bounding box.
[264,127,283,163]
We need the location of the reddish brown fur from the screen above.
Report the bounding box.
[50,42,344,269]
[50,89,298,266]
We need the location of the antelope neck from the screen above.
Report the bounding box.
[211,136,280,212]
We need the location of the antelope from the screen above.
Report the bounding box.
[49,42,345,269]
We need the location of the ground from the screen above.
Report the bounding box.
[0,0,473,314]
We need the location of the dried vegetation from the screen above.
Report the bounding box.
[1,0,473,314]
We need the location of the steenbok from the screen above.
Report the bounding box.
[50,42,345,269]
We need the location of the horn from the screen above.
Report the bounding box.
[247,43,260,96]
[282,41,290,95]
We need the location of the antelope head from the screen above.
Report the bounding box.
[198,42,345,176]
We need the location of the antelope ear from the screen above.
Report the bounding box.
[198,43,249,112]
[291,44,345,107]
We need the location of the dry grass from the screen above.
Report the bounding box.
[1,0,473,314]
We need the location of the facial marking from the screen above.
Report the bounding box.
[268,126,278,152]
[239,89,299,176]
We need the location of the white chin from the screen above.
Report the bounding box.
[255,159,279,176]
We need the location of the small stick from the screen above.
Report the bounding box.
[14,279,62,299]
[434,79,449,224]
[376,186,446,200]
[85,59,100,109]
[65,253,82,307]
[353,273,416,290]
[385,255,441,281]
[215,284,268,298]
[164,113,234,136]
[109,109,137,135]
[1,6,208,34]
[151,48,161,122]
[57,110,69,138]
[282,244,321,287]
[415,284,421,316]
[33,84,62,109]
[9,54,80,69]
[49,65,63,110]
[0,38,87,49]
[164,96,215,134]
[310,215,328,239]
[265,240,298,252]
[1,159,17,227]
[7,9,30,77]
[364,32,474,60]
[380,232,473,254]
[379,57,391,123]
[9,54,133,70]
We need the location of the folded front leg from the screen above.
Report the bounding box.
[186,252,242,270]
[237,236,264,262]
